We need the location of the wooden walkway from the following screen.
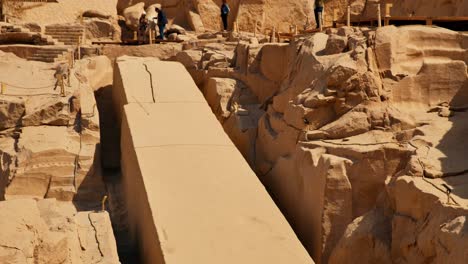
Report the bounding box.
[274,15,468,42]
[3,0,58,2]
[339,16,468,26]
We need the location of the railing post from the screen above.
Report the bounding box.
[149,29,153,44]
[377,4,382,27]
[384,3,393,26]
[270,26,276,43]
[426,18,433,26]
[347,5,351,27]
[70,50,75,69]
[77,36,81,60]
[67,68,71,87]
[333,9,338,28]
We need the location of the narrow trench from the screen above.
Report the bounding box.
[93,85,141,264]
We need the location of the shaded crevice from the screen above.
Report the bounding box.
[93,85,140,264]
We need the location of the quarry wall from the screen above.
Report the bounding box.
[6,0,118,26]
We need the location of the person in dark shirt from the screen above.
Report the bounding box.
[155,6,168,40]
[314,0,325,29]
[138,13,148,43]
[220,0,230,31]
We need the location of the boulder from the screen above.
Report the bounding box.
[85,18,121,40]
[322,35,348,55]
[22,95,72,127]
[123,2,145,31]
[0,199,120,263]
[204,77,238,120]
[167,33,178,41]
[175,50,202,70]
[186,9,206,32]
[22,23,41,33]
[145,4,159,21]
[166,24,187,35]
[82,9,112,19]
[203,77,262,165]
[77,55,113,91]
[176,34,191,42]
[329,209,392,264]
[259,44,290,83]
[0,96,25,131]
[375,25,468,107]
[0,137,17,199]
[197,32,218,39]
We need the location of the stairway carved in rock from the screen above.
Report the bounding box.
[45,24,84,45]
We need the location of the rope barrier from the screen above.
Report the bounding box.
[0,81,56,90]
[0,92,60,97]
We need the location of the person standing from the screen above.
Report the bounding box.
[314,0,325,29]
[220,0,230,31]
[138,13,148,44]
[155,5,168,40]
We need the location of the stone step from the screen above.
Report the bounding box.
[37,48,70,53]
[34,52,66,57]
[35,49,69,53]
[46,35,81,39]
[27,55,56,60]
[46,36,82,41]
[45,29,84,33]
[45,25,83,28]
[27,56,57,62]
[46,32,84,36]
[51,176,75,186]
[45,28,84,33]
[29,53,65,59]
[46,35,83,39]
[46,31,83,35]
[61,42,80,45]
[48,39,80,44]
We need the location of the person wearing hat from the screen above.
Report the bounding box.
[155,5,168,40]
[220,0,230,31]
[138,12,148,44]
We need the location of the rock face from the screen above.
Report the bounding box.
[193,0,314,32]
[0,53,107,206]
[0,97,25,130]
[8,0,118,26]
[0,52,119,263]
[117,0,314,32]
[179,25,468,264]
[0,198,119,264]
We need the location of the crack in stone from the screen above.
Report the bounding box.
[143,63,156,103]
[88,212,104,258]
